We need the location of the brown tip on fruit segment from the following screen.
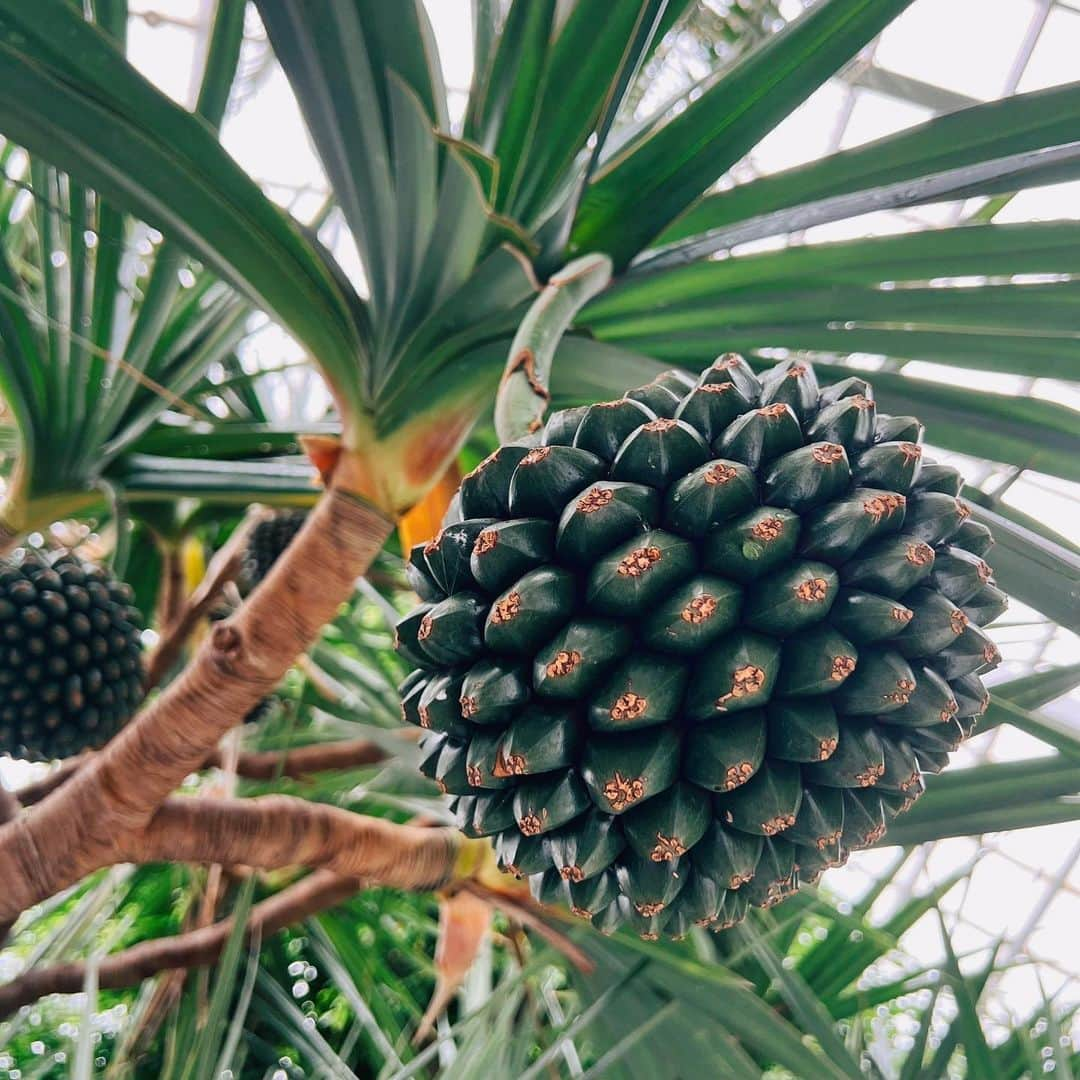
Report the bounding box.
[603,771,645,811]
[757,403,789,418]
[957,500,972,521]
[610,692,648,722]
[617,546,662,578]
[892,607,913,623]
[577,488,614,514]
[560,864,585,882]
[491,592,521,624]
[796,578,829,603]
[423,534,441,556]
[716,665,766,708]
[723,761,755,791]
[815,830,842,852]
[818,737,838,759]
[788,364,809,379]
[906,542,934,566]
[863,493,905,523]
[643,418,678,432]
[494,749,527,777]
[850,395,874,410]
[700,382,734,394]
[900,442,922,461]
[830,655,856,681]
[704,463,738,486]
[460,696,478,718]
[466,764,483,787]
[855,762,885,788]
[885,678,916,705]
[518,813,544,836]
[714,353,742,369]
[546,650,582,678]
[811,443,845,464]
[950,610,969,635]
[474,529,498,556]
[521,447,551,467]
[761,814,796,836]
[984,643,1001,665]
[977,560,992,583]
[635,901,666,917]
[864,822,887,845]
[752,516,784,542]
[571,905,592,918]
[650,834,687,862]
[682,595,717,624]
[417,615,433,641]
[418,706,432,729]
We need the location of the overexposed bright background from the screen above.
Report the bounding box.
[3,0,1079,1058]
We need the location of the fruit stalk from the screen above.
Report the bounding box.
[0,458,394,920]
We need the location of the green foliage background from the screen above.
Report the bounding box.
[0,0,1077,1075]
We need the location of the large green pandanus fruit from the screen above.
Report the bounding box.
[397,354,1004,939]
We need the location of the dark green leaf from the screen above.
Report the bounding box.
[573,0,917,265]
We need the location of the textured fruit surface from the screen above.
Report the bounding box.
[245,509,308,585]
[396,355,1004,938]
[0,549,145,760]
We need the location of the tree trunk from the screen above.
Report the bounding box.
[0,464,394,921]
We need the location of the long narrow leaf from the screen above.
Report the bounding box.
[573,0,917,265]
[650,80,1080,264]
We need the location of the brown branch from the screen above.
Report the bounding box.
[0,462,396,922]
[145,506,272,690]
[15,738,391,808]
[114,796,459,890]
[0,869,361,1021]
[213,738,390,780]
